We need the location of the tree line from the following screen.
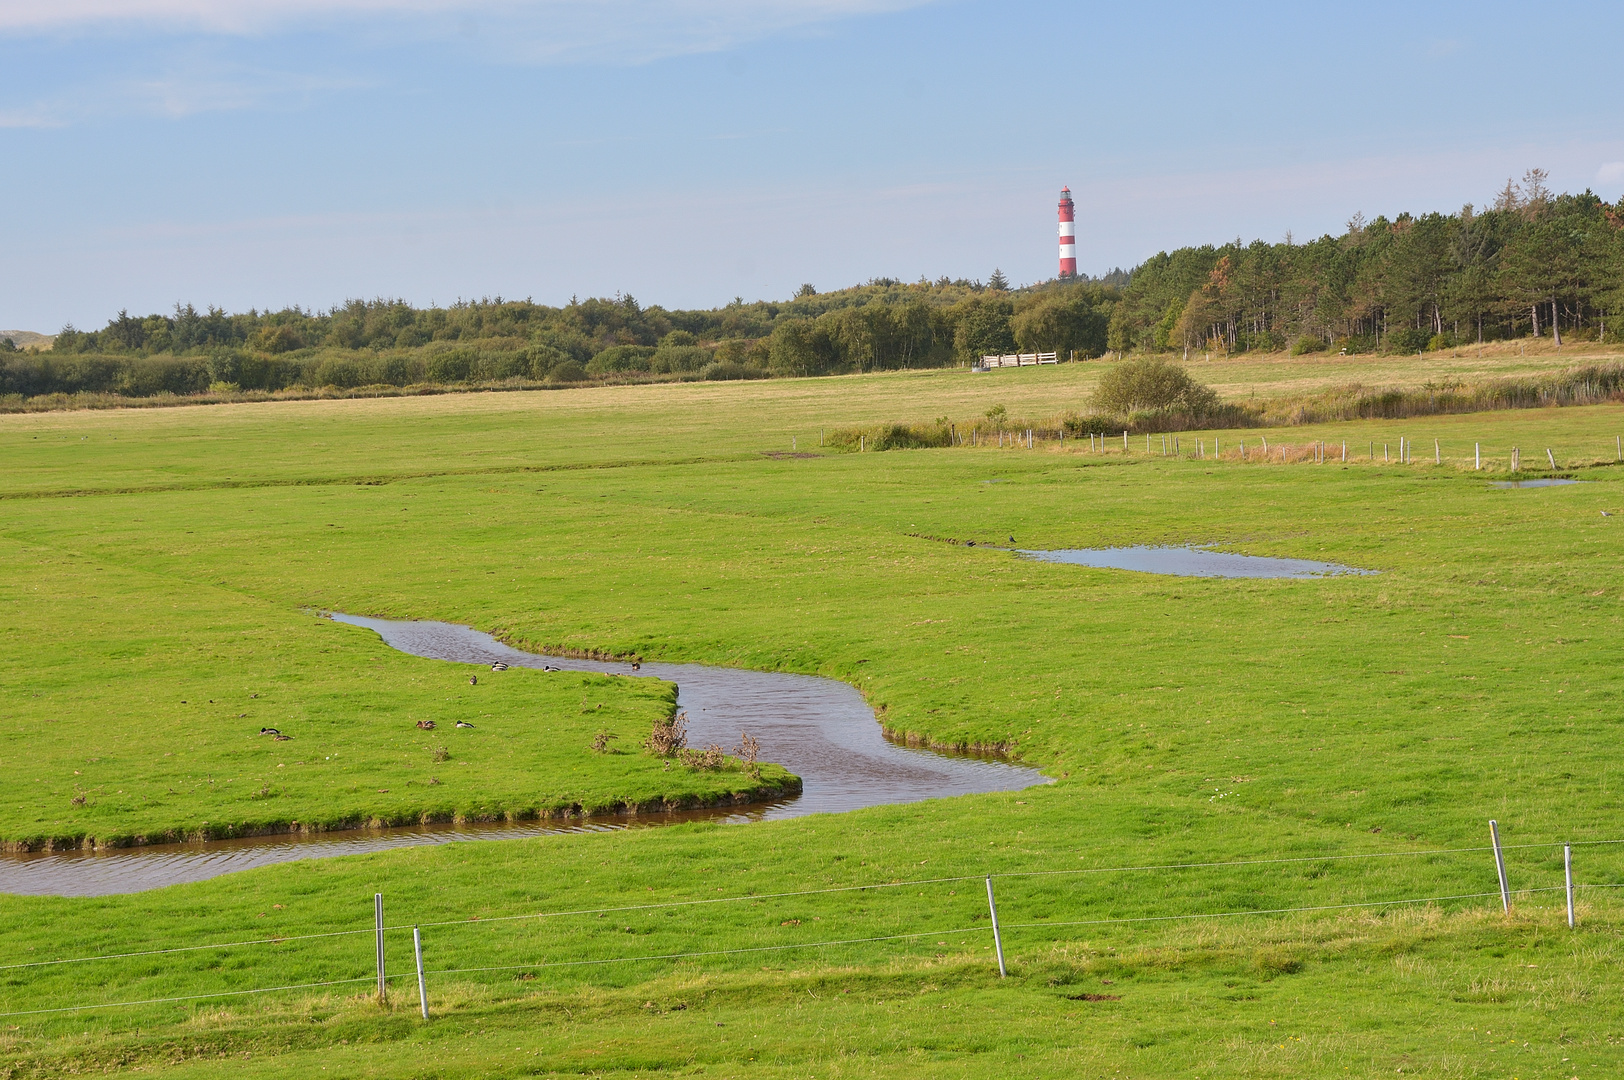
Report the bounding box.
[4,170,1620,404]
[4,277,1117,400]
[1110,171,1624,356]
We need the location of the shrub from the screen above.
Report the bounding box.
[548,360,588,384]
[645,711,687,756]
[1062,413,1125,436]
[586,345,655,375]
[426,349,474,383]
[828,421,953,451]
[1290,335,1326,356]
[524,345,569,379]
[1426,332,1455,352]
[650,345,710,374]
[1249,330,1286,353]
[1092,357,1220,415]
[700,360,767,381]
[1384,326,1430,353]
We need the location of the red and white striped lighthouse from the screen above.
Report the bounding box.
[1057,187,1077,278]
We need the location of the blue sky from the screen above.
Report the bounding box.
[2,0,1621,331]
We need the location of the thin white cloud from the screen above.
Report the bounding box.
[1597,162,1624,189]
[0,1,931,54]
[0,1,480,34]
[0,63,370,128]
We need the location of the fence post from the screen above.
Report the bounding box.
[1565,845,1575,929]
[1616,435,1620,462]
[1435,439,1440,464]
[1489,820,1510,914]
[375,893,387,1002]
[414,926,429,1018]
[1547,448,1557,469]
[1475,443,1480,470]
[1123,430,1128,451]
[985,876,1007,977]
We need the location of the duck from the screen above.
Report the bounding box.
[259,727,281,736]
[273,734,293,742]
[468,674,478,686]
[455,720,475,729]
[417,720,437,730]
[490,662,508,671]
[630,662,641,671]
[542,664,561,672]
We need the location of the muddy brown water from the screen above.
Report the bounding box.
[0,615,1048,896]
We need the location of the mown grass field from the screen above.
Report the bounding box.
[2,362,1623,1077]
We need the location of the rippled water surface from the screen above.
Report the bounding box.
[1490,479,1582,489]
[1,615,1048,896]
[1018,546,1375,579]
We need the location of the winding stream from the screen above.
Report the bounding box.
[0,615,1049,896]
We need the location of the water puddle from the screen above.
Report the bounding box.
[1017,546,1375,579]
[0,615,1048,896]
[1490,479,1581,489]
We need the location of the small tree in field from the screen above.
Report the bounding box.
[1092,357,1220,415]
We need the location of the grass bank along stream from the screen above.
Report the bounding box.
[0,598,795,852]
[2,374,1624,1075]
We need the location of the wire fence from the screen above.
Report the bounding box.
[4,830,1619,1021]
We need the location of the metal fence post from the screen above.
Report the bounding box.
[985,876,1007,978]
[414,926,429,1018]
[1565,845,1575,929]
[1489,821,1510,914]
[375,893,387,1001]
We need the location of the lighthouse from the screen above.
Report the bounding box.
[1057,187,1077,279]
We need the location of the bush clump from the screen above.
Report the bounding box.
[1092,357,1220,415]
[700,360,767,381]
[586,345,655,375]
[828,420,954,451]
[548,360,588,384]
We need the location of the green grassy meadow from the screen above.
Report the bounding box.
[2,364,1623,1077]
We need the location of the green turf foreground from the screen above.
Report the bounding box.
[2,372,1623,1077]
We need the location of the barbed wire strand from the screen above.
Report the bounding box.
[7,837,1619,974]
[7,880,1592,1020]
[0,974,390,1019]
[1003,885,1569,932]
[0,927,376,974]
[431,924,991,979]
